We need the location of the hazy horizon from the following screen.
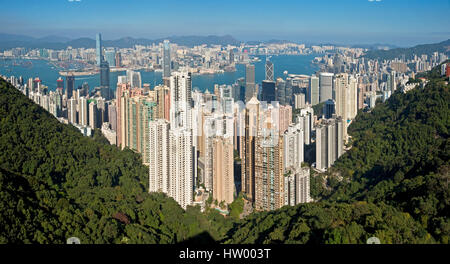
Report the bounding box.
[1,0,449,47]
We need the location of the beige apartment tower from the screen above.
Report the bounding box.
[212,137,235,205]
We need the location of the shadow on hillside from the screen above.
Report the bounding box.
[178,231,217,245]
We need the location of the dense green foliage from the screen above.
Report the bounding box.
[0,61,448,244]
[364,39,450,61]
[228,194,244,220]
[223,202,432,244]
[0,78,230,243]
[312,101,325,118]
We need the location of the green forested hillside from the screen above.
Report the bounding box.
[0,64,448,244]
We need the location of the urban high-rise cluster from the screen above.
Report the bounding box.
[3,33,449,213]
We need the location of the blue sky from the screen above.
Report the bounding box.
[0,0,449,46]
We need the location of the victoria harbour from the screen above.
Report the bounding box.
[0,54,319,93]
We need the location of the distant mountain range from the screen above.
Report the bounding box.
[1,33,449,55]
[350,43,400,50]
[363,39,450,60]
[0,33,241,51]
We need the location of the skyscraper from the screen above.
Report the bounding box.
[163,40,171,78]
[89,101,98,129]
[245,64,256,102]
[389,71,397,92]
[334,73,357,139]
[261,80,276,103]
[100,60,110,99]
[276,78,286,105]
[284,167,311,206]
[324,99,336,119]
[120,94,157,164]
[212,136,235,205]
[66,74,75,100]
[155,85,170,120]
[265,58,274,81]
[296,107,313,145]
[315,117,344,171]
[68,98,77,124]
[105,49,116,67]
[347,75,358,120]
[170,71,192,129]
[229,49,234,64]
[357,85,364,110]
[96,33,103,66]
[96,97,108,125]
[334,73,348,119]
[108,102,117,131]
[232,77,246,102]
[78,97,88,126]
[294,93,306,109]
[169,128,194,210]
[149,119,170,193]
[285,77,293,105]
[283,123,304,171]
[319,72,333,103]
[255,124,284,211]
[278,104,292,135]
[309,75,319,105]
[116,83,129,148]
[154,69,196,209]
[115,52,122,68]
[242,96,260,203]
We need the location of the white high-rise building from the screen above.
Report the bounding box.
[347,75,358,121]
[170,71,192,129]
[294,93,306,109]
[78,97,88,126]
[309,75,319,105]
[148,70,195,210]
[390,71,397,92]
[315,117,344,171]
[319,72,333,103]
[169,128,194,210]
[68,98,77,124]
[283,122,304,172]
[334,73,348,121]
[284,166,311,206]
[296,107,314,145]
[149,119,170,194]
[89,101,98,129]
[335,73,358,140]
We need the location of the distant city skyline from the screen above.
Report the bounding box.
[1,0,449,47]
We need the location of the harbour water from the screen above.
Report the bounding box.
[0,54,319,93]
